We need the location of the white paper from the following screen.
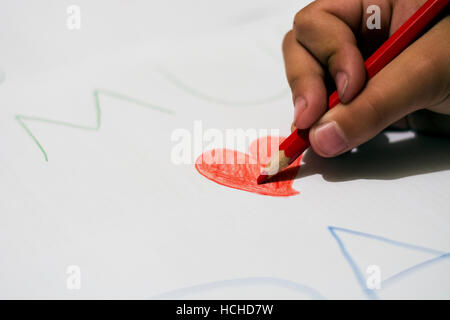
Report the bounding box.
[0,0,449,299]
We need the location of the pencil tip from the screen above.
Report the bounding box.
[257,174,269,185]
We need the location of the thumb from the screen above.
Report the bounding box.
[308,18,449,158]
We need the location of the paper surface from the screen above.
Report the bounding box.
[0,0,449,299]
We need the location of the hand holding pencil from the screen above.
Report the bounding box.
[258,0,449,184]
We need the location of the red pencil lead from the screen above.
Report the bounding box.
[257,173,269,185]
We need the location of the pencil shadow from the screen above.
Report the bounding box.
[272,132,450,183]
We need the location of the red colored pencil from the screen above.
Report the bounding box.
[257,0,449,185]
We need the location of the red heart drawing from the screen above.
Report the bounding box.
[195,136,302,197]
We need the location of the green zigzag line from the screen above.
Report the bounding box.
[16,49,286,162]
[15,88,174,162]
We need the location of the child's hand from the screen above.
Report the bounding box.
[284,0,450,157]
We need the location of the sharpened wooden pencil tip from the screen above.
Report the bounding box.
[257,174,269,185]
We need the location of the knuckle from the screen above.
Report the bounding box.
[287,75,300,92]
[282,30,295,52]
[294,9,314,33]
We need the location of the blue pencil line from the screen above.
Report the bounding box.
[330,226,446,256]
[151,277,325,300]
[329,226,449,299]
[155,68,288,107]
[328,226,378,300]
[382,252,450,288]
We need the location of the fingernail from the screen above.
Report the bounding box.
[294,97,307,122]
[313,121,349,156]
[335,72,348,101]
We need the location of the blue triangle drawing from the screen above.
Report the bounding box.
[328,226,450,299]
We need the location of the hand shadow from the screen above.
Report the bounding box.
[275,131,450,183]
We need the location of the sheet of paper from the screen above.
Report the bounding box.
[0,0,449,299]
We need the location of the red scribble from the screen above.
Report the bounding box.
[195,136,302,197]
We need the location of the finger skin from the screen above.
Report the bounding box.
[284,0,392,131]
[283,30,328,129]
[309,16,450,158]
[293,0,368,102]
